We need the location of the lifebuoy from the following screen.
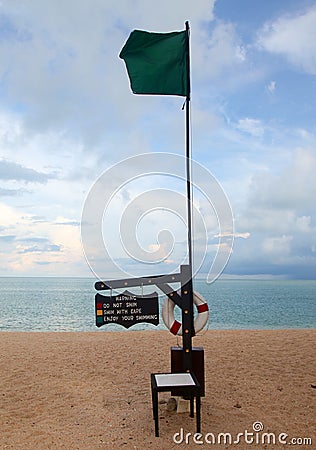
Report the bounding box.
[162,291,209,335]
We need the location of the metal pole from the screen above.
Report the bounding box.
[185,21,193,272]
[181,22,195,374]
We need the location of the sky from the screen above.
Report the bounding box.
[0,0,316,280]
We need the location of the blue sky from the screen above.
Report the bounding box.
[0,0,316,279]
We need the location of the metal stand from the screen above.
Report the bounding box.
[95,264,194,372]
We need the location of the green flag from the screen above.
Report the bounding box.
[119,29,187,96]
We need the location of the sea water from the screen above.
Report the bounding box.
[0,277,315,331]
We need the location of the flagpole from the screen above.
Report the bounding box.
[183,21,195,349]
[185,21,193,274]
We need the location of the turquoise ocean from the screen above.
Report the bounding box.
[0,277,315,331]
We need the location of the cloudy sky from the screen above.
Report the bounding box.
[0,0,316,280]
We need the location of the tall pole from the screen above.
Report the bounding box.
[181,21,195,374]
[185,21,193,272]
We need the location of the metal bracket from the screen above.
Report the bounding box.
[95,264,194,372]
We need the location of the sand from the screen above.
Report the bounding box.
[0,329,315,449]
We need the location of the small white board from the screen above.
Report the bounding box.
[155,373,195,387]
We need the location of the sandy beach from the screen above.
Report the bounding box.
[0,329,315,449]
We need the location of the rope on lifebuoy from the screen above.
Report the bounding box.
[162,291,209,336]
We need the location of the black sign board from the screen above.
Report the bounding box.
[95,290,159,329]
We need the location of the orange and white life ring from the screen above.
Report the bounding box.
[162,291,209,335]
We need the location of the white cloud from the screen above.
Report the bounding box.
[267,80,276,94]
[230,146,316,277]
[249,147,316,211]
[234,232,250,239]
[237,118,264,138]
[0,202,86,275]
[194,21,247,82]
[257,6,316,74]
[295,215,312,233]
[262,234,293,257]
